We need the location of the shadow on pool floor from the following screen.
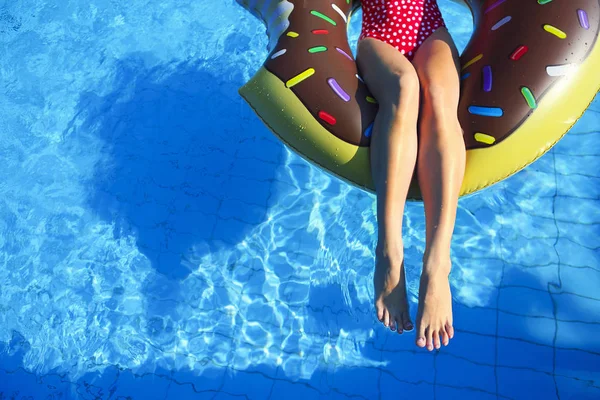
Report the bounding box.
[73,56,283,281]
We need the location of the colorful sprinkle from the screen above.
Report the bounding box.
[544,24,567,39]
[312,29,329,35]
[578,9,590,30]
[474,133,496,144]
[537,0,552,4]
[460,72,471,80]
[462,54,483,70]
[287,31,299,38]
[356,74,364,83]
[492,16,511,30]
[328,78,351,102]
[311,10,337,26]
[319,110,336,125]
[365,122,374,138]
[510,45,528,60]
[366,96,377,104]
[546,63,576,76]
[468,106,504,117]
[286,68,315,88]
[482,66,492,92]
[485,0,506,14]
[271,49,287,59]
[308,46,328,53]
[521,87,537,109]
[336,47,354,61]
[331,4,347,23]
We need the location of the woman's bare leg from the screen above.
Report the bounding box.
[411,28,466,350]
[356,38,420,333]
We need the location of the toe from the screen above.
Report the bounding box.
[426,327,434,351]
[395,317,404,334]
[401,312,413,332]
[433,329,441,350]
[376,304,384,322]
[389,317,396,331]
[416,322,427,348]
[441,329,449,346]
[416,319,427,347]
[445,322,454,339]
[383,309,390,327]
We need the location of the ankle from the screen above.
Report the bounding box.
[422,248,452,276]
[376,239,404,260]
[422,265,451,279]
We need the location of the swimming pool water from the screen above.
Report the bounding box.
[0,0,599,398]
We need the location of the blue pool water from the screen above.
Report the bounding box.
[0,0,599,398]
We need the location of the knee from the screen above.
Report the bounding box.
[389,69,420,104]
[421,82,454,112]
[419,82,462,139]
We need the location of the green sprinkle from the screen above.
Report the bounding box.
[521,87,537,109]
[537,0,552,4]
[310,10,337,26]
[308,46,328,53]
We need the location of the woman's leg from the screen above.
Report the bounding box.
[356,38,420,333]
[411,27,466,350]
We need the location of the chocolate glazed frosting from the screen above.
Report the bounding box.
[265,0,600,149]
[461,0,600,149]
[265,0,375,147]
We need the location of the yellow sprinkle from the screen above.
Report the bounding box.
[474,132,496,145]
[287,31,299,38]
[286,68,315,88]
[366,96,377,104]
[461,54,483,70]
[543,24,567,39]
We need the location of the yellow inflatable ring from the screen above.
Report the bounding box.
[237,0,600,200]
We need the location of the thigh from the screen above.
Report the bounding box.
[412,27,461,111]
[356,37,420,107]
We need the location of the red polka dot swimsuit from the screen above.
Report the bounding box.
[359,0,446,60]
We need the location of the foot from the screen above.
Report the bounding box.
[374,242,413,333]
[415,252,454,350]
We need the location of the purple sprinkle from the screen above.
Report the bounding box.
[336,47,354,61]
[485,0,506,14]
[578,9,590,30]
[483,65,492,92]
[327,78,350,102]
[491,16,511,31]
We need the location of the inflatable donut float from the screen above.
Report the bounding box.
[237,0,600,200]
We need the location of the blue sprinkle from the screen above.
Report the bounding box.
[461,72,471,80]
[364,122,374,138]
[468,106,504,117]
